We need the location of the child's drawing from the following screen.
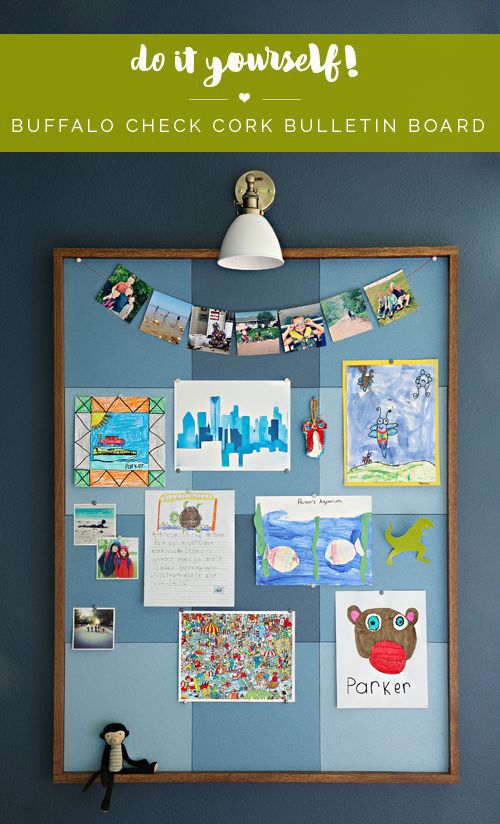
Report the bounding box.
[255,496,372,586]
[343,360,440,486]
[74,395,165,488]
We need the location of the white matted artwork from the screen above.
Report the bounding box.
[144,490,235,606]
[174,380,291,471]
[336,590,428,709]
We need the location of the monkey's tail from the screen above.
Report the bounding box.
[83,771,100,793]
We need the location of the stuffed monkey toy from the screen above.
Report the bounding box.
[83,722,158,812]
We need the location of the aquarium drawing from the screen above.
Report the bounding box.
[74,395,165,487]
[174,380,291,471]
[255,496,372,586]
[343,360,440,486]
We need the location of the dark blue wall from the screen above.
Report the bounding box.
[1,3,499,822]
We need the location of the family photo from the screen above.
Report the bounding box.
[188,306,235,354]
[73,503,116,546]
[364,270,418,327]
[96,537,139,580]
[321,288,373,342]
[95,264,153,324]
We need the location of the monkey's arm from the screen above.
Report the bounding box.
[122,745,148,768]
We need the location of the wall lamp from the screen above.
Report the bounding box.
[218,171,284,270]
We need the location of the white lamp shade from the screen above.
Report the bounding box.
[218,213,284,270]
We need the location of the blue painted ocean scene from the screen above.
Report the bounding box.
[90,412,149,471]
[255,497,372,586]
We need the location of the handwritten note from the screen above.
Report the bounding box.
[144,490,235,606]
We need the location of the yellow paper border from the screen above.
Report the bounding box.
[342,359,440,487]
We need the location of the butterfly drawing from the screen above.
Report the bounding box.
[368,407,398,459]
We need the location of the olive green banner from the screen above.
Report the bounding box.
[0,34,498,151]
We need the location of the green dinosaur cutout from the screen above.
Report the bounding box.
[385,517,434,565]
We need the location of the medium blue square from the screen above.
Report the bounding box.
[191,259,320,386]
[318,387,448,515]
[234,515,319,643]
[192,387,320,515]
[320,642,449,772]
[192,643,320,771]
[319,257,449,387]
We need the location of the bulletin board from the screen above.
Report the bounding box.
[53,246,458,783]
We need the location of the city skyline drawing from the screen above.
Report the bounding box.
[174,380,291,471]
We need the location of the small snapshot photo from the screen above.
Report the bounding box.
[73,503,116,546]
[188,306,235,355]
[363,269,419,327]
[279,303,327,352]
[96,537,139,580]
[139,289,192,345]
[321,288,373,343]
[72,607,115,650]
[95,264,153,324]
[235,310,281,356]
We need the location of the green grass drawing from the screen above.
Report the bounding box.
[311,515,320,581]
[254,503,269,577]
[348,460,437,485]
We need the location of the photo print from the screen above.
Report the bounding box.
[95,264,153,324]
[73,503,116,546]
[363,269,418,327]
[72,607,115,650]
[235,309,280,356]
[279,303,327,352]
[140,289,192,345]
[321,288,373,343]
[96,537,139,580]
[188,306,235,354]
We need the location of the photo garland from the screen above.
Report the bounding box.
[82,257,434,356]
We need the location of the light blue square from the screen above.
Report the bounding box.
[319,257,449,387]
[64,258,192,386]
[319,514,448,643]
[192,387,320,515]
[64,643,191,771]
[319,642,449,772]
[192,643,320,771]
[318,387,448,514]
[65,387,192,515]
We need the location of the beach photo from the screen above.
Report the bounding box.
[95,264,153,324]
[96,537,139,580]
[321,288,373,342]
[279,303,327,352]
[235,309,280,356]
[363,269,419,327]
[188,306,235,354]
[140,289,191,345]
[72,607,115,650]
[73,503,116,546]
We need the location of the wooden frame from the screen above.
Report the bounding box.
[54,246,459,784]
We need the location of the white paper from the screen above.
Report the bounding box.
[335,590,428,709]
[174,380,291,471]
[144,490,235,606]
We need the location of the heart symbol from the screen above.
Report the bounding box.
[239,92,250,103]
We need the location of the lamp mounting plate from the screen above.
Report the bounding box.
[234,170,276,212]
